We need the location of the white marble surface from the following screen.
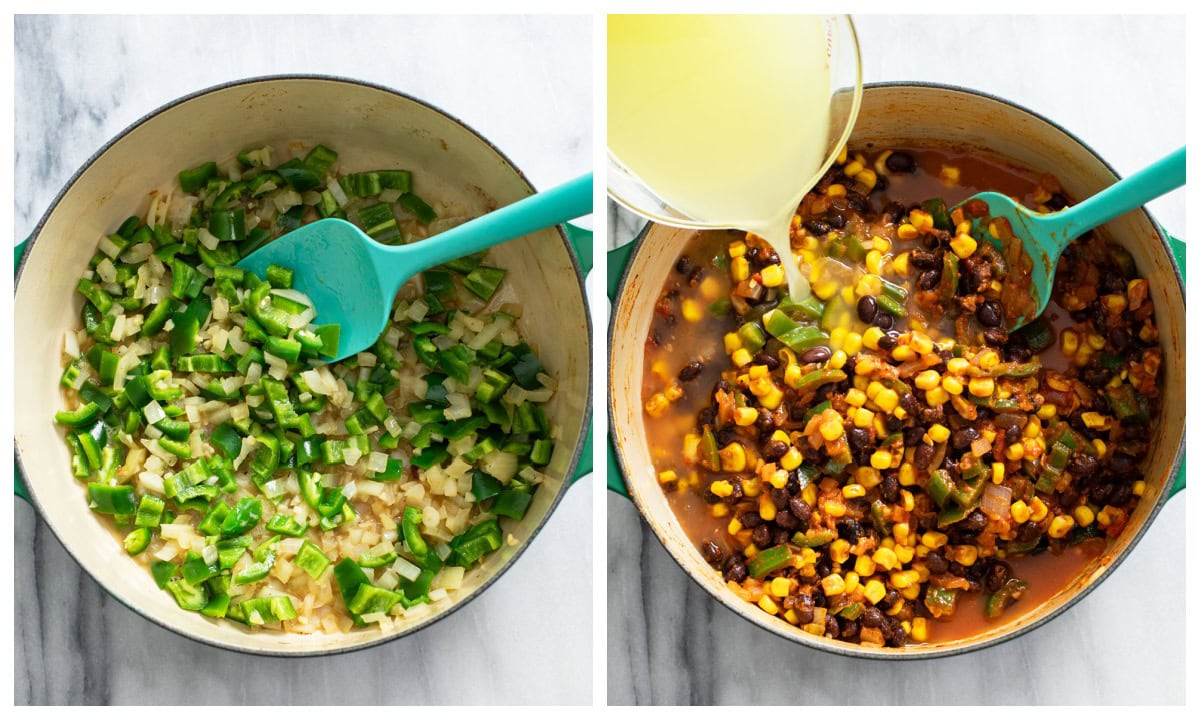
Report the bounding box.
[14,14,593,705]
[607,15,1185,705]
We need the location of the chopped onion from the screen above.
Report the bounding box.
[96,257,117,283]
[392,556,422,581]
[63,330,80,358]
[367,452,388,474]
[406,299,429,322]
[271,287,314,307]
[197,227,220,251]
[981,483,1013,519]
[340,481,358,499]
[143,400,166,425]
[97,234,122,258]
[342,447,363,467]
[202,544,219,565]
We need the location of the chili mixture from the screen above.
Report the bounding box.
[642,147,1162,647]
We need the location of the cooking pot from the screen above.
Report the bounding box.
[607,82,1184,658]
[15,75,593,656]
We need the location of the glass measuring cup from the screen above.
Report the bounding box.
[607,14,863,232]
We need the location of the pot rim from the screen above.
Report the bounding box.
[608,80,1184,660]
[17,72,593,657]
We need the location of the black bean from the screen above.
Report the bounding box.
[885,151,916,174]
[903,426,926,447]
[761,439,789,462]
[752,352,781,370]
[804,219,832,236]
[977,300,1003,328]
[755,411,776,434]
[726,562,748,583]
[960,509,988,533]
[840,619,860,640]
[773,528,791,546]
[697,407,716,428]
[827,213,847,230]
[1046,193,1069,211]
[886,619,908,647]
[789,498,813,525]
[877,332,899,350]
[678,360,704,382]
[1016,521,1043,543]
[797,347,830,365]
[1081,365,1113,387]
[701,540,723,564]
[793,595,815,625]
[715,429,736,447]
[880,474,900,503]
[740,512,763,528]
[838,519,865,544]
[984,561,1011,593]
[983,327,1009,346]
[857,295,878,324]
[846,193,867,213]
[910,249,939,269]
[771,505,798,528]
[847,427,873,454]
[951,427,979,451]
[751,524,772,548]
[728,478,745,501]
[925,551,949,574]
[918,269,942,291]
[913,443,936,470]
[883,590,901,609]
[874,313,894,330]
[675,256,694,275]
[686,267,705,287]
[861,606,885,628]
[1109,326,1132,354]
[883,202,907,224]
[811,587,828,608]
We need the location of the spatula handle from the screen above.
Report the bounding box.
[1052,147,1185,242]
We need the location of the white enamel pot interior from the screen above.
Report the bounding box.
[15,75,591,656]
[609,82,1184,659]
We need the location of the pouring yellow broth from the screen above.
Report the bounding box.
[641,146,1163,646]
[55,142,560,632]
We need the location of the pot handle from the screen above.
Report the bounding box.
[14,240,31,502]
[603,232,1189,501]
[1167,234,1185,498]
[563,223,594,485]
[606,241,637,497]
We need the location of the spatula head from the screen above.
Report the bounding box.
[237,218,390,362]
[954,191,1057,331]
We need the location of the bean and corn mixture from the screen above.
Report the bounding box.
[56,143,559,632]
[643,147,1163,647]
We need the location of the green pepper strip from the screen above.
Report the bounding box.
[747,545,792,578]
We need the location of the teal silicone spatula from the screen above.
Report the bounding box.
[956,147,1185,330]
[237,173,593,362]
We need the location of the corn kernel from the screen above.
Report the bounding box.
[1036,404,1058,421]
[826,183,846,198]
[1048,514,1075,539]
[910,617,929,642]
[1030,497,1049,522]
[968,377,995,397]
[1093,439,1108,458]
[784,609,801,625]
[644,393,668,417]
[665,382,684,401]
[856,466,882,488]
[823,498,847,518]
[853,408,875,429]
[759,495,777,522]
[1081,411,1110,429]
[899,462,916,486]
[728,240,747,257]
[760,264,785,287]
[991,462,1005,484]
[843,331,864,356]
[946,357,969,375]
[928,424,951,444]
[779,447,803,471]
[893,522,910,546]
[910,210,934,230]
[890,569,920,589]
[819,417,845,442]
[679,298,703,323]
[1023,417,1042,438]
[731,256,750,281]
[1074,505,1096,528]
[828,350,847,370]
[733,407,760,427]
[857,168,878,192]
[1087,333,1106,351]
[870,450,892,470]
[872,547,899,571]
[1061,329,1079,356]
[901,489,915,512]
[731,348,753,368]
[950,233,978,259]
[724,333,743,355]
[744,544,759,559]
[897,223,919,241]
[711,503,729,518]
[1133,480,1146,497]
[719,443,747,472]
[842,483,867,499]
[770,577,792,598]
[855,555,877,576]
[1010,500,1032,524]
[952,544,978,566]
[1005,443,1025,461]
[864,579,887,605]
[836,145,848,164]
[940,166,960,185]
[830,539,851,564]
[758,595,780,615]
[941,375,964,395]
[891,344,916,362]
[710,480,733,498]
[875,388,900,413]
[894,251,911,277]
[727,517,743,535]
[865,250,884,276]
[895,545,915,564]
[802,484,817,507]
[912,370,939,391]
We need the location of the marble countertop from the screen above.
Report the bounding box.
[15,15,593,706]
[607,14,1185,705]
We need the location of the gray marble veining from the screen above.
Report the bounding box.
[607,14,1185,705]
[15,14,592,706]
